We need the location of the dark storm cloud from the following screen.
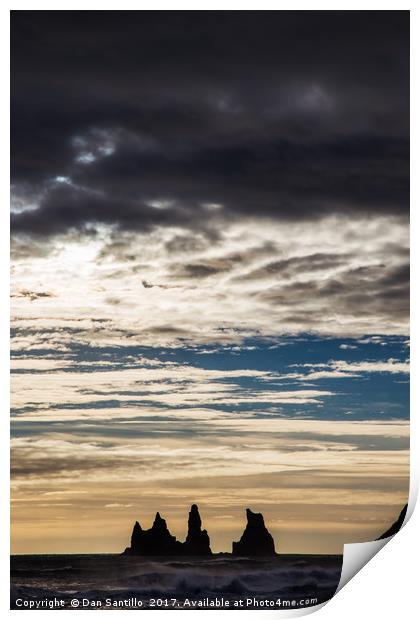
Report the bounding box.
[11,11,409,238]
[172,258,240,279]
[169,244,282,279]
[237,252,351,281]
[258,262,410,323]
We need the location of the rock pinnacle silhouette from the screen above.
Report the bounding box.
[232,508,276,556]
[184,504,212,555]
[124,504,211,556]
[376,504,408,540]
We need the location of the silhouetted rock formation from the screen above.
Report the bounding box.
[377,504,408,540]
[124,505,277,557]
[130,521,142,549]
[124,505,211,556]
[184,504,212,555]
[125,512,183,556]
[147,512,184,555]
[232,508,276,556]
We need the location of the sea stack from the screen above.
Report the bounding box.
[377,504,408,540]
[124,505,212,556]
[125,512,183,556]
[143,512,183,555]
[130,520,143,552]
[232,508,276,556]
[183,504,212,555]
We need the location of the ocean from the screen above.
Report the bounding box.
[11,554,342,610]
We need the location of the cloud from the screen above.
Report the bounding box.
[172,262,231,279]
[328,359,409,374]
[11,354,337,423]
[256,258,409,331]
[237,253,351,282]
[10,419,409,483]
[11,12,408,243]
[11,215,409,343]
[10,13,409,342]
[11,290,55,302]
[288,358,409,381]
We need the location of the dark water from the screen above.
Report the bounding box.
[11,554,343,610]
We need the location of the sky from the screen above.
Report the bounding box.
[10,11,409,555]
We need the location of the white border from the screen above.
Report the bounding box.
[2,3,417,619]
